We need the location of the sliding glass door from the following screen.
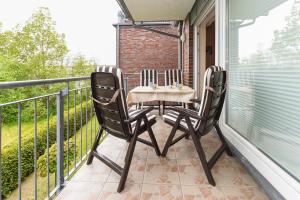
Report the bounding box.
[227,0,300,181]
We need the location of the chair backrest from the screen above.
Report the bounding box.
[140,69,158,86]
[195,66,226,135]
[164,69,183,86]
[92,66,131,139]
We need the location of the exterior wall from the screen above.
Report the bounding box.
[117,25,178,90]
[182,14,194,88]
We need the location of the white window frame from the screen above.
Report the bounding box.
[214,0,300,198]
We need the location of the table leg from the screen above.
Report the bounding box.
[158,101,161,116]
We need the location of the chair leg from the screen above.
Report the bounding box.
[87,127,104,165]
[117,119,141,192]
[190,132,216,186]
[214,123,233,156]
[185,117,216,186]
[162,101,165,114]
[144,116,161,156]
[162,115,182,156]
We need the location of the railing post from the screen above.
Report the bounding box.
[56,88,68,191]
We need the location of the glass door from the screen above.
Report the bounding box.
[226,0,300,181]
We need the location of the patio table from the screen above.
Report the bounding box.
[127,86,195,114]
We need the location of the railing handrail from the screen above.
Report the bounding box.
[0,76,90,89]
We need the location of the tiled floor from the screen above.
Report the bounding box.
[57,114,269,200]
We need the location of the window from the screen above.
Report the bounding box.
[227,0,300,180]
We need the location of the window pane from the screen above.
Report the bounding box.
[227,0,300,180]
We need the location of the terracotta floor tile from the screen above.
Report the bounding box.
[56,181,104,200]
[118,142,148,160]
[144,158,180,184]
[56,115,270,200]
[107,158,147,183]
[141,184,183,200]
[72,159,111,182]
[220,186,269,200]
[174,143,198,159]
[215,173,258,187]
[98,183,141,200]
[177,158,210,186]
[182,185,225,200]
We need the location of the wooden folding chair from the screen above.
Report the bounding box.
[162,66,233,186]
[87,66,161,192]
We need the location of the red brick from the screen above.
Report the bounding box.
[117,25,179,90]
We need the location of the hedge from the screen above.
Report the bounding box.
[37,140,76,177]
[1,101,92,198]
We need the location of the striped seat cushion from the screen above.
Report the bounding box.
[140,69,158,86]
[164,69,183,86]
[163,110,198,129]
[129,109,156,131]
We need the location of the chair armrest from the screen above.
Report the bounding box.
[125,107,154,123]
[169,107,202,120]
[190,98,201,104]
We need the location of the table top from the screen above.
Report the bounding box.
[129,85,195,94]
[127,85,195,104]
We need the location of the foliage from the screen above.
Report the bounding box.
[0,8,96,123]
[0,6,99,199]
[37,140,76,177]
[1,102,91,198]
[71,55,97,76]
[0,7,68,80]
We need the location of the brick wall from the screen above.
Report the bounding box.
[182,14,194,88]
[117,25,178,90]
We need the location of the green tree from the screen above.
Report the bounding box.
[71,55,97,76]
[0,7,68,81]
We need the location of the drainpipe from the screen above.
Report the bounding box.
[178,21,183,70]
[116,24,120,67]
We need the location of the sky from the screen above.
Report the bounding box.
[0,0,120,65]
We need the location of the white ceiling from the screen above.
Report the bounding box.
[123,0,196,21]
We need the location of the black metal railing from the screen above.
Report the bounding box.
[0,77,106,200]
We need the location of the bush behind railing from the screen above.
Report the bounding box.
[37,140,76,177]
[1,101,92,198]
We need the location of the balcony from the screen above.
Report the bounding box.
[57,116,269,200]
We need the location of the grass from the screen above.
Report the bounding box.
[2,122,35,147]
[5,116,101,200]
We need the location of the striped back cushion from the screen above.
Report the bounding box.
[140,69,158,86]
[95,66,129,120]
[197,66,223,117]
[164,69,183,86]
[195,66,226,134]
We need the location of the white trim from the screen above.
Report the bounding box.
[193,0,215,98]
[216,0,300,199]
[193,25,198,97]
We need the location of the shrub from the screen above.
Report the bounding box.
[37,140,76,177]
[1,101,92,198]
